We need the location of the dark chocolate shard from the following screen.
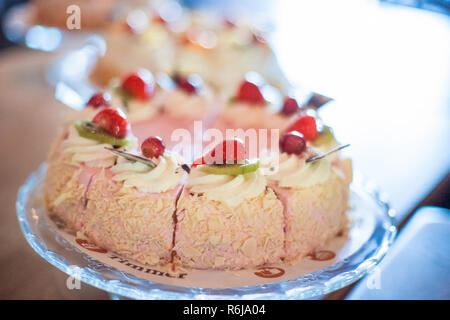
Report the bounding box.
[306,144,350,163]
[181,164,191,174]
[305,92,333,109]
[105,147,157,168]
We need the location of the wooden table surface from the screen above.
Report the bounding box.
[0,49,108,299]
[0,1,448,300]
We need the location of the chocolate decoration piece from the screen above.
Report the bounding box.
[306,144,350,163]
[181,164,191,174]
[305,92,333,109]
[105,147,157,168]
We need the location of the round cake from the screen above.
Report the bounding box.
[44,67,352,270]
[44,7,351,270]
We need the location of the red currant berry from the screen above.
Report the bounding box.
[121,70,154,101]
[92,108,129,139]
[281,97,299,116]
[284,114,319,141]
[236,80,265,105]
[176,75,202,94]
[279,131,306,155]
[87,92,111,109]
[141,136,166,159]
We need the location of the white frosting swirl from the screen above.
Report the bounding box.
[111,151,185,193]
[163,88,212,119]
[62,126,125,167]
[187,168,267,207]
[266,152,332,188]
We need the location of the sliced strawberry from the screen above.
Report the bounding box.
[121,70,154,101]
[280,97,299,116]
[284,114,319,141]
[193,138,247,166]
[235,80,265,105]
[92,108,129,139]
[87,92,111,109]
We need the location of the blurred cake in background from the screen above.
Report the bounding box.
[33,0,119,29]
[90,4,290,94]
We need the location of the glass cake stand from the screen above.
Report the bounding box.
[16,163,396,299]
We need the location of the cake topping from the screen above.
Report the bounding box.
[92,107,129,139]
[312,125,338,148]
[87,92,111,109]
[173,74,202,95]
[74,121,130,148]
[280,97,300,116]
[111,150,185,193]
[193,138,247,167]
[284,114,319,141]
[192,138,260,179]
[279,131,306,155]
[105,147,156,168]
[306,144,350,163]
[187,165,267,207]
[265,151,332,188]
[63,124,137,168]
[141,136,166,159]
[199,159,260,176]
[121,70,154,101]
[235,80,266,105]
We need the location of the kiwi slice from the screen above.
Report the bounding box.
[74,121,130,147]
[312,125,337,147]
[198,159,260,175]
[109,78,133,103]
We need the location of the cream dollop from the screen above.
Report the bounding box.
[61,125,137,168]
[163,88,212,119]
[110,92,161,123]
[63,107,97,125]
[187,168,267,207]
[111,151,185,193]
[266,152,332,188]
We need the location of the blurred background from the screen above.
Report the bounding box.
[0,0,448,299]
